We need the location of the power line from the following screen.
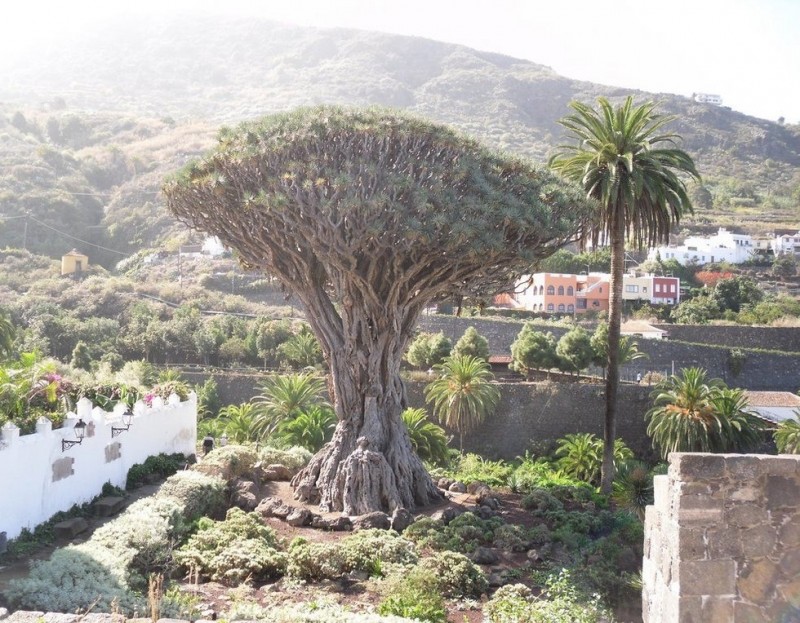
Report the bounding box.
[27,216,130,257]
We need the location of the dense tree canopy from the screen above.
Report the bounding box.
[164,107,591,513]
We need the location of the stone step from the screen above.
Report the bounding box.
[93,496,126,518]
[52,517,88,540]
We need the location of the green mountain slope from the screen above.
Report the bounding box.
[1,15,798,262]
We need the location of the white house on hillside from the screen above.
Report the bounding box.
[648,228,757,266]
[772,232,800,257]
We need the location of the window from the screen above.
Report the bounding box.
[577,299,587,309]
[557,304,565,312]
[625,285,639,293]
[547,303,554,312]
[567,304,574,313]
[655,284,661,293]
[670,284,676,293]
[557,286,564,295]
[547,285,555,295]
[643,287,648,292]
[539,285,544,295]
[567,286,574,296]
[592,301,600,307]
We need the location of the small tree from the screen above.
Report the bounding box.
[509,323,558,379]
[425,354,500,451]
[278,325,324,369]
[452,326,490,362]
[556,326,593,378]
[70,341,92,371]
[712,275,763,314]
[405,332,452,370]
[771,255,797,280]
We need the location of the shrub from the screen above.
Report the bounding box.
[194,444,259,481]
[483,571,612,623]
[775,418,800,454]
[158,471,226,521]
[417,551,487,597]
[447,453,512,487]
[378,567,447,623]
[175,508,285,585]
[258,445,313,472]
[286,538,346,581]
[339,529,418,573]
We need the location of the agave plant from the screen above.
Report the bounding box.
[612,460,654,520]
[775,417,800,454]
[401,408,451,466]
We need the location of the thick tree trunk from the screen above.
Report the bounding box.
[601,211,626,495]
[291,290,443,514]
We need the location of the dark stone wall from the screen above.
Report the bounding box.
[418,315,800,392]
[184,369,655,461]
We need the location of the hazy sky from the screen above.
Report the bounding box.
[4,0,798,123]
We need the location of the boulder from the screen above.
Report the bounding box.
[255,496,293,519]
[311,515,353,531]
[93,496,126,518]
[448,481,467,493]
[231,490,258,512]
[351,511,391,531]
[262,463,293,481]
[471,546,499,565]
[467,481,487,494]
[286,508,314,527]
[390,507,414,533]
[437,477,454,490]
[430,507,463,524]
[53,517,89,540]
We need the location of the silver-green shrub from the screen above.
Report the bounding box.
[175,507,285,585]
[258,445,312,471]
[157,470,226,520]
[417,551,487,597]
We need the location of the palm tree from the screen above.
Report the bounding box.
[275,405,337,452]
[550,97,700,493]
[775,417,800,454]
[645,367,763,458]
[401,407,451,466]
[0,312,15,360]
[218,403,259,443]
[425,354,500,451]
[252,373,329,440]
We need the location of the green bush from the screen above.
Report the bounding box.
[446,453,512,487]
[157,470,226,520]
[340,529,418,573]
[286,538,346,581]
[258,445,313,471]
[417,551,487,597]
[378,567,447,623]
[175,507,285,585]
[484,571,612,623]
[195,444,259,481]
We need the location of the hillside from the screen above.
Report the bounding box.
[0,15,798,261]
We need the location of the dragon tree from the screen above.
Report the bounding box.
[164,107,591,514]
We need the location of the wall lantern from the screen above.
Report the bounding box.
[62,419,87,451]
[111,408,134,437]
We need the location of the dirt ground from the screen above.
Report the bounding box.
[0,480,527,622]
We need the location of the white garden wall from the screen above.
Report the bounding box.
[0,393,197,541]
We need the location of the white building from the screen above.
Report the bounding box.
[771,231,800,257]
[649,228,757,266]
[693,93,723,105]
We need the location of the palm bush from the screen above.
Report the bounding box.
[774,417,800,454]
[554,433,633,486]
[275,405,337,452]
[252,372,329,440]
[612,460,655,520]
[401,408,451,466]
[646,367,764,458]
[217,403,259,443]
[425,354,500,451]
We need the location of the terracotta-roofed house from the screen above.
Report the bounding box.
[744,391,800,425]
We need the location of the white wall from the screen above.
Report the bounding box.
[0,393,197,541]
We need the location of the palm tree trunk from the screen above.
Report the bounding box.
[601,210,626,495]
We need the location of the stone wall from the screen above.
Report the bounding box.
[185,370,656,459]
[418,315,800,392]
[643,453,800,622]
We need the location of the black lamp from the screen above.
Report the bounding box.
[62,418,87,451]
[112,408,134,437]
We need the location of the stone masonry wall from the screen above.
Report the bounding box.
[643,453,800,623]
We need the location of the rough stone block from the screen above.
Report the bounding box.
[733,600,769,623]
[677,595,703,622]
[678,559,736,596]
[727,503,769,528]
[765,475,800,510]
[0,608,7,620]
[759,455,800,478]
[5,612,45,623]
[740,524,778,559]
[725,455,763,481]
[701,596,734,623]
[707,527,742,559]
[53,517,89,539]
[78,615,126,623]
[780,517,800,547]
[93,496,125,517]
[678,528,707,560]
[739,558,779,603]
[777,576,800,607]
[779,546,800,577]
[42,615,81,623]
[671,453,726,481]
[653,474,670,506]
